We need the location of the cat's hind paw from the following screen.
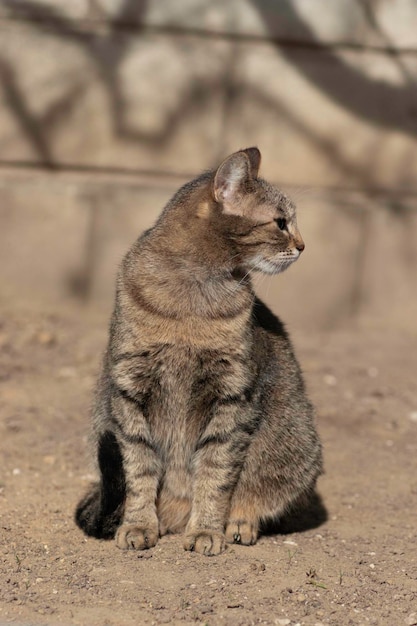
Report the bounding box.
[183,530,226,556]
[115,524,158,550]
[225,520,258,545]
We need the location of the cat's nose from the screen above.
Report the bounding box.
[295,240,305,253]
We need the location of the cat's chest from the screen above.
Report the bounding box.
[141,342,252,433]
[150,343,250,400]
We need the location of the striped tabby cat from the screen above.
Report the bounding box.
[75,147,322,556]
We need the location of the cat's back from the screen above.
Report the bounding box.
[251,297,292,361]
[250,297,309,396]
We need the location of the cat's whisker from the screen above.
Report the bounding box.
[238,268,255,286]
[227,252,243,264]
[235,263,260,290]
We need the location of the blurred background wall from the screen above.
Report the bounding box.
[0,0,416,330]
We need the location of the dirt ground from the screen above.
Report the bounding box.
[0,297,416,626]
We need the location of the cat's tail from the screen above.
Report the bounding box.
[74,431,126,539]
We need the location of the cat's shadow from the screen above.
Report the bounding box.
[261,490,328,537]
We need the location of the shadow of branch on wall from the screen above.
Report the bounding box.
[1,0,416,309]
[0,58,55,165]
[0,58,89,167]
[250,0,417,136]
[1,0,234,170]
[1,0,417,168]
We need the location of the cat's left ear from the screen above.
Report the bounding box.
[213,151,252,215]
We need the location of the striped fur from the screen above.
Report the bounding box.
[75,148,322,555]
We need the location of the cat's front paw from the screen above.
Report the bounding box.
[183,530,226,556]
[225,520,258,545]
[115,524,159,550]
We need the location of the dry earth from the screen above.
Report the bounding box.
[0,298,416,626]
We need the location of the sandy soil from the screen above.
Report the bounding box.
[0,299,416,626]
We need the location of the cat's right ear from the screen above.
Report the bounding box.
[213,152,251,215]
[242,147,261,178]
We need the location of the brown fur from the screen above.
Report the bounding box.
[75,147,322,556]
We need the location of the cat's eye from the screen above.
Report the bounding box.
[276,218,287,231]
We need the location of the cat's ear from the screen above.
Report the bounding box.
[213,151,251,214]
[242,147,261,178]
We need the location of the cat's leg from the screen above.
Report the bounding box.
[225,403,322,546]
[109,393,163,550]
[225,502,259,546]
[224,456,264,546]
[184,402,255,556]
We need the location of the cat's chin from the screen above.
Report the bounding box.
[248,256,298,275]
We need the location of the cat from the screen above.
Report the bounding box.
[75,147,323,556]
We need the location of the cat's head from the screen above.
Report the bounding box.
[210,147,305,275]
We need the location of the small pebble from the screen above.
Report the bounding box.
[36,331,56,346]
[409,411,417,423]
[12,468,21,476]
[404,614,417,626]
[297,593,306,603]
[324,374,337,386]
[275,619,290,626]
